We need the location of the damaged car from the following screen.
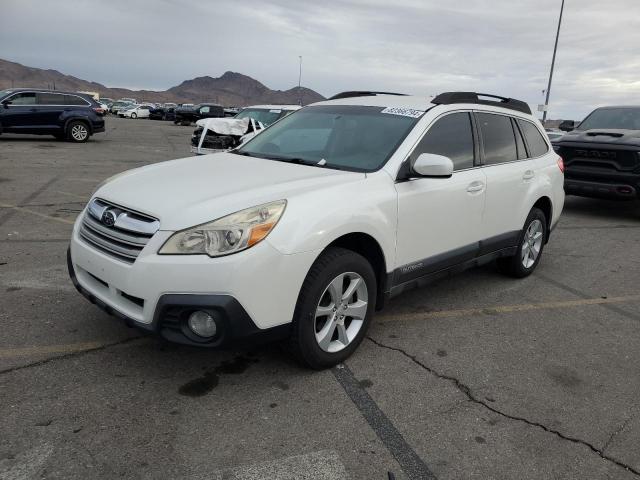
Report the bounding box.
[190,104,301,155]
[190,116,265,155]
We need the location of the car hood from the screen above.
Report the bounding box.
[554,128,640,146]
[94,152,363,230]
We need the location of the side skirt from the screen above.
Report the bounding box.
[387,244,518,299]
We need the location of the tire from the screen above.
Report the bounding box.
[289,247,377,369]
[131,113,137,119]
[66,121,90,143]
[498,207,547,278]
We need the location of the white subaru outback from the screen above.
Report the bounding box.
[68,91,564,369]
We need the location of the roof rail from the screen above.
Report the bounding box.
[431,92,531,115]
[328,91,408,100]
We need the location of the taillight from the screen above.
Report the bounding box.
[557,156,565,173]
[93,107,105,114]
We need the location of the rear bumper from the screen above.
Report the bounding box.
[67,247,290,348]
[565,178,639,200]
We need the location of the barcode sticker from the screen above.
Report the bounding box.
[381,107,424,118]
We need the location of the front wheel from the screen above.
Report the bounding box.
[131,113,137,119]
[498,207,547,278]
[289,247,376,369]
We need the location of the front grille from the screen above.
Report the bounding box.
[559,146,640,172]
[79,198,159,264]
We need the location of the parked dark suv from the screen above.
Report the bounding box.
[0,89,105,142]
[552,106,640,200]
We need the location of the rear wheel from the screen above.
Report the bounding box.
[289,247,376,369]
[66,121,90,143]
[498,207,547,278]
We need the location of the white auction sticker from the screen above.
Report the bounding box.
[381,107,424,118]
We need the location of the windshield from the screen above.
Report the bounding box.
[235,108,284,126]
[236,105,423,172]
[577,107,640,131]
[0,89,14,100]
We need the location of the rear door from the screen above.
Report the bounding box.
[394,111,486,285]
[476,112,537,252]
[1,91,38,131]
[35,92,67,132]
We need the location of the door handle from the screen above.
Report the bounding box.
[466,181,485,193]
[523,170,535,180]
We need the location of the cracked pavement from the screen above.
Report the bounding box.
[1,117,640,479]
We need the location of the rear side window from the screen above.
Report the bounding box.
[8,92,36,105]
[37,93,64,105]
[64,95,89,106]
[411,112,475,170]
[477,113,517,165]
[518,120,549,157]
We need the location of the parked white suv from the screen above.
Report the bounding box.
[68,91,564,369]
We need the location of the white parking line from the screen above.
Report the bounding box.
[212,450,348,480]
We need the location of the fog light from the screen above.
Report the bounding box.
[187,310,217,338]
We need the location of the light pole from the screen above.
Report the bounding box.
[298,56,303,106]
[542,0,565,123]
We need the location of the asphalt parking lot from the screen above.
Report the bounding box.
[1,116,639,480]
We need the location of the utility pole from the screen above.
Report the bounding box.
[298,56,302,106]
[542,0,565,123]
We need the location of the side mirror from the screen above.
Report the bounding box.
[412,153,454,178]
[559,120,575,132]
[1,100,10,108]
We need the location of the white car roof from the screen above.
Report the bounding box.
[243,105,301,111]
[312,94,535,120]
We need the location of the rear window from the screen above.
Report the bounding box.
[37,92,64,105]
[236,108,284,126]
[477,113,518,165]
[518,120,549,157]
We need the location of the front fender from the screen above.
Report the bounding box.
[266,172,397,273]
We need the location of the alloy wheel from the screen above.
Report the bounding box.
[521,219,544,268]
[71,124,88,141]
[314,272,368,353]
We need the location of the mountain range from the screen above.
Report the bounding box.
[0,58,325,106]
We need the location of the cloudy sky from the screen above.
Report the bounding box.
[2,0,638,119]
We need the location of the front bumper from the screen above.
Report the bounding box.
[67,247,290,347]
[565,177,639,200]
[68,213,319,347]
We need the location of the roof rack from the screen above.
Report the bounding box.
[431,92,531,115]
[328,91,408,100]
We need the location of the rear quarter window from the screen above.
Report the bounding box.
[518,120,549,157]
[64,95,90,106]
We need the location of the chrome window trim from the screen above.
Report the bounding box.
[4,91,92,107]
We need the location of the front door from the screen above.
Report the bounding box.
[394,111,486,286]
[1,91,39,132]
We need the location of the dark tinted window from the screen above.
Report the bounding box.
[477,113,517,165]
[8,92,36,105]
[64,95,89,106]
[411,112,475,170]
[37,93,64,105]
[513,120,527,159]
[518,120,549,157]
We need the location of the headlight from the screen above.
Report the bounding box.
[159,200,286,257]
